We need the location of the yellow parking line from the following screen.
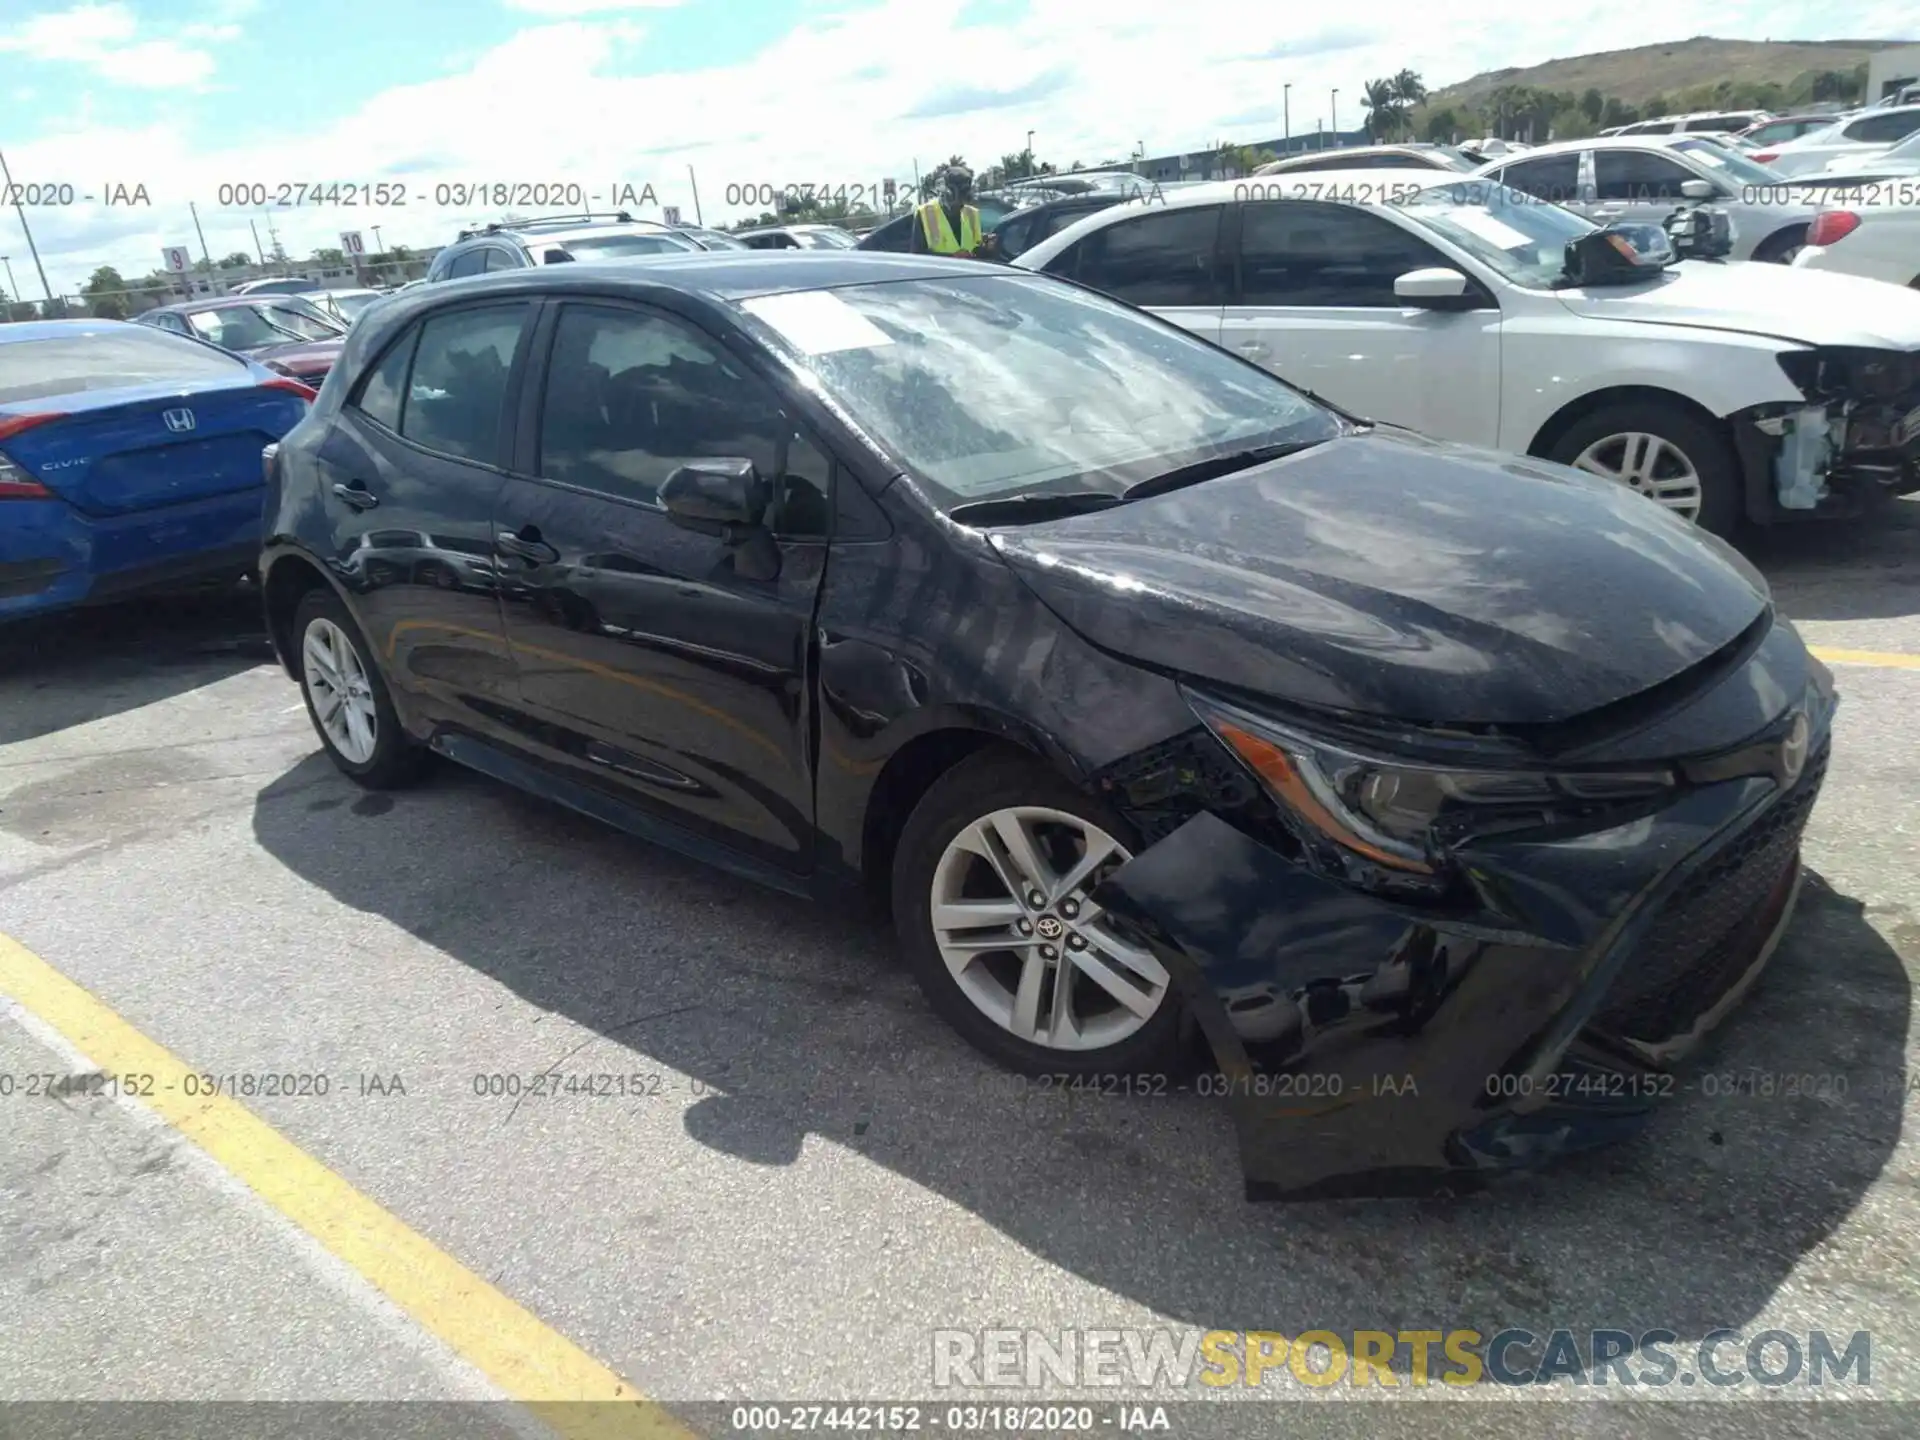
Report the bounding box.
[0,932,698,1440]
[1809,646,1920,671]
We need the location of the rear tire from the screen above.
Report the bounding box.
[292,587,427,789]
[1546,401,1743,538]
[891,749,1185,1078]
[1752,225,1808,265]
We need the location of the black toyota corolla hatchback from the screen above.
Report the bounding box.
[260,253,1834,1200]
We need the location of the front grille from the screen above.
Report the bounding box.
[1595,742,1829,1043]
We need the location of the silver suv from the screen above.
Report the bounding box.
[425,212,700,280]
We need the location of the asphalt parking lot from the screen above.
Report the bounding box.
[3,503,1919,1440]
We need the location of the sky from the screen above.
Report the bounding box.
[0,0,1915,296]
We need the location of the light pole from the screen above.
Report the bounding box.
[0,146,54,302]
[1026,129,1034,176]
[1,255,15,303]
[1331,88,1340,144]
[1283,84,1291,150]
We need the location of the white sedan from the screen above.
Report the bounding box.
[1013,170,1920,536]
[1793,193,1920,288]
[1750,105,1920,177]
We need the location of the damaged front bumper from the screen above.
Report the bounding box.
[1088,698,1836,1202]
[1735,347,1920,521]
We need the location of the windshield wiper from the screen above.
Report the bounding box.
[1122,438,1331,501]
[947,490,1126,526]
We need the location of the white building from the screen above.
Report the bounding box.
[1867,44,1920,104]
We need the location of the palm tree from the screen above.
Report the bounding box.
[1391,69,1428,115]
[1361,78,1397,141]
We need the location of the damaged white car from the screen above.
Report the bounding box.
[1015,170,1920,536]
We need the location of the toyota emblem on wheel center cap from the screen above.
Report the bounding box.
[1035,915,1065,939]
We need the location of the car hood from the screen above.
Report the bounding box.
[248,338,344,369]
[990,429,1770,727]
[1553,261,1920,347]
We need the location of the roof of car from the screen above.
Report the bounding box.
[144,294,306,314]
[0,318,129,343]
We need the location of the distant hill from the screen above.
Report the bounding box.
[1431,36,1909,109]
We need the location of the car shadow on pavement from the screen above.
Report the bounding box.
[0,584,274,745]
[251,752,1912,1377]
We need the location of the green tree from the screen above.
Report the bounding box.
[219,250,253,268]
[312,247,345,265]
[1361,77,1399,140]
[1421,106,1460,143]
[8,301,36,321]
[1580,87,1605,123]
[1600,95,1638,127]
[81,265,130,320]
[1643,92,1670,119]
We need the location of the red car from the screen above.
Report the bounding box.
[134,295,347,388]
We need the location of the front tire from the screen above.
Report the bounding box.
[1546,401,1742,537]
[292,587,427,789]
[891,750,1184,1077]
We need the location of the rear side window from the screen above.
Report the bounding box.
[1235,201,1450,307]
[0,327,247,403]
[1846,111,1920,143]
[398,304,528,464]
[1057,206,1225,306]
[446,249,488,279]
[351,328,420,431]
[1497,152,1582,203]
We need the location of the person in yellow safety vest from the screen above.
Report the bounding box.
[909,165,985,257]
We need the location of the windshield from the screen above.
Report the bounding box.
[330,292,383,320]
[739,273,1341,508]
[557,233,696,259]
[798,229,856,249]
[1390,181,1595,288]
[1669,138,1789,184]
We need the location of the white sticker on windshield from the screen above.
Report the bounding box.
[1443,207,1533,249]
[741,291,894,354]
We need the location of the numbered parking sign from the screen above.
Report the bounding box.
[162,246,190,273]
[340,231,365,256]
[662,205,682,226]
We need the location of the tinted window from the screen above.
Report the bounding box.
[1237,201,1450,307]
[352,328,419,431]
[1497,153,1582,203]
[446,249,488,279]
[0,327,248,403]
[551,233,695,260]
[993,211,1038,258]
[537,304,828,531]
[399,304,527,463]
[483,247,525,271]
[1059,206,1224,306]
[1847,111,1920,143]
[1593,150,1694,201]
[857,215,915,252]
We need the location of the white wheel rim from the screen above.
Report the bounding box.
[929,805,1168,1052]
[301,616,379,764]
[1572,431,1704,522]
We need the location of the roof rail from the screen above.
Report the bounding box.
[455,211,640,240]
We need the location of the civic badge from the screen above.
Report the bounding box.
[162,407,196,433]
[1778,711,1810,785]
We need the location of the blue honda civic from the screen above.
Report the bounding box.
[0,319,314,621]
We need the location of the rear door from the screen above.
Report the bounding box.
[1219,199,1502,444]
[1046,204,1228,343]
[0,326,306,519]
[492,298,832,871]
[307,299,535,736]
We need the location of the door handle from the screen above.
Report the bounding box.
[332,482,379,510]
[496,527,559,564]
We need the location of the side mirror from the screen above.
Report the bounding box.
[1393,267,1477,311]
[1680,178,1717,200]
[1561,226,1672,286]
[659,458,769,536]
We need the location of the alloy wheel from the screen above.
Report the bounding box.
[928,806,1169,1052]
[301,616,379,765]
[1571,431,1704,522]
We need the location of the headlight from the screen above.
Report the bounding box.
[1188,692,1676,875]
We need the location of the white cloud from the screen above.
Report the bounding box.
[10,0,1919,290]
[0,2,217,88]
[502,0,683,13]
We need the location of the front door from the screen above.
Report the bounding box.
[1050,203,1228,345]
[1587,148,1698,231]
[1217,200,1502,447]
[493,299,833,871]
